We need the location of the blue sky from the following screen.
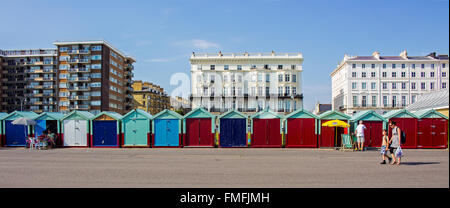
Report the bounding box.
[0,0,448,110]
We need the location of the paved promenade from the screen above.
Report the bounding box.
[0,148,447,188]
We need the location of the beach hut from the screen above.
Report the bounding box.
[284,109,319,148]
[90,112,122,148]
[349,110,388,148]
[318,111,350,148]
[1,111,38,146]
[218,109,248,148]
[383,109,418,149]
[183,108,215,147]
[61,111,94,147]
[0,112,9,146]
[250,109,283,148]
[121,109,152,147]
[32,112,64,146]
[152,109,183,147]
[413,109,448,149]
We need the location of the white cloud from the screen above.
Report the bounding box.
[172,39,220,50]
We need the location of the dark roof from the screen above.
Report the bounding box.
[407,56,434,60]
[379,56,406,60]
[349,56,376,60]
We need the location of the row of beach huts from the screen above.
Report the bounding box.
[0,108,448,149]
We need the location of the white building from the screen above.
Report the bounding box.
[331,50,449,115]
[190,51,303,114]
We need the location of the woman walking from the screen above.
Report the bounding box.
[389,121,402,165]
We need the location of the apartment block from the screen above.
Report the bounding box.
[0,49,58,113]
[331,50,449,115]
[190,51,303,114]
[54,41,135,114]
[132,80,170,115]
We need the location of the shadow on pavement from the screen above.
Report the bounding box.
[400,162,440,166]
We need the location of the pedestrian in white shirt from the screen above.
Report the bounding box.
[354,121,367,151]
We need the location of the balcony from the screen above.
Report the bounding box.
[43,61,54,65]
[68,77,90,82]
[68,68,90,73]
[33,93,43,97]
[34,61,44,65]
[68,86,91,91]
[43,93,54,97]
[69,95,90,100]
[69,105,90,110]
[68,59,90,64]
[69,49,90,54]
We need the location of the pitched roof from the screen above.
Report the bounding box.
[33,112,65,120]
[218,109,248,119]
[318,110,351,120]
[153,109,183,120]
[250,109,283,119]
[412,109,448,119]
[121,109,153,120]
[61,110,95,120]
[285,109,318,119]
[382,109,417,119]
[0,112,8,120]
[2,111,38,120]
[183,108,214,118]
[92,111,122,120]
[405,90,449,112]
[350,110,387,122]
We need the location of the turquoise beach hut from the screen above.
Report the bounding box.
[121,109,153,147]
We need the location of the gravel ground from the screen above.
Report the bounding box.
[0,147,448,188]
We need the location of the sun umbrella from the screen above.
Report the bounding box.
[321,119,349,148]
[12,117,37,126]
[321,119,349,128]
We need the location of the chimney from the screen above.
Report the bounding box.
[372,51,380,59]
[399,50,407,58]
[427,52,436,58]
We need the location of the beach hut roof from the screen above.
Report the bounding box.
[121,109,153,120]
[412,109,448,119]
[318,110,350,120]
[92,111,122,120]
[153,109,183,120]
[350,110,387,122]
[2,111,38,120]
[218,109,248,119]
[0,112,8,120]
[250,108,283,119]
[382,109,417,119]
[284,108,318,119]
[61,110,95,121]
[32,112,65,120]
[183,108,215,119]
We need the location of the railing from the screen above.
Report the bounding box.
[69,105,90,110]
[68,77,90,82]
[69,95,90,100]
[68,68,90,73]
[68,86,90,91]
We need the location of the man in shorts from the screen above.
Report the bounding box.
[354,120,367,151]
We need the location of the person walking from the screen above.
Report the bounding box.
[380,129,392,164]
[389,121,402,165]
[354,120,367,151]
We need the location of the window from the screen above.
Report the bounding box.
[430,82,435,90]
[352,96,358,107]
[431,64,434,69]
[285,74,290,82]
[382,83,387,90]
[352,64,356,68]
[91,64,101,69]
[442,82,447,89]
[59,83,67,88]
[362,64,366,69]
[382,64,386,69]
[362,82,367,90]
[278,87,282,95]
[285,86,290,95]
[292,74,297,82]
[91,82,101,87]
[392,64,396,69]
[223,75,228,82]
[402,96,406,107]
[352,82,357,90]
[59,73,68,79]
[59,47,68,52]
[278,74,283,82]
[371,64,375,69]
[420,72,425,77]
[401,72,406,77]
[92,55,102,60]
[257,74,262,82]
[59,65,69,70]
[383,96,388,107]
[91,46,102,51]
[392,96,397,107]
[211,75,215,82]
[421,82,426,90]
[278,65,283,70]
[443,72,447,77]
[412,64,416,69]
[352,72,357,78]
[293,87,297,95]
[237,65,242,70]
[362,96,367,107]
[392,72,396,77]
[430,72,435,77]
[224,65,229,70]
[401,83,406,90]
[371,96,377,107]
[291,65,296,70]
[411,72,416,77]
[382,72,387,77]
[412,95,416,104]
[361,72,366,78]
[402,64,405,69]
[197,65,202,70]
[91,73,101,78]
[371,82,376,90]
[421,64,425,69]
[442,63,446,68]
[210,65,215,70]
[411,82,416,90]
[265,74,270,82]
[91,101,101,106]
[371,72,376,77]
[392,82,397,90]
